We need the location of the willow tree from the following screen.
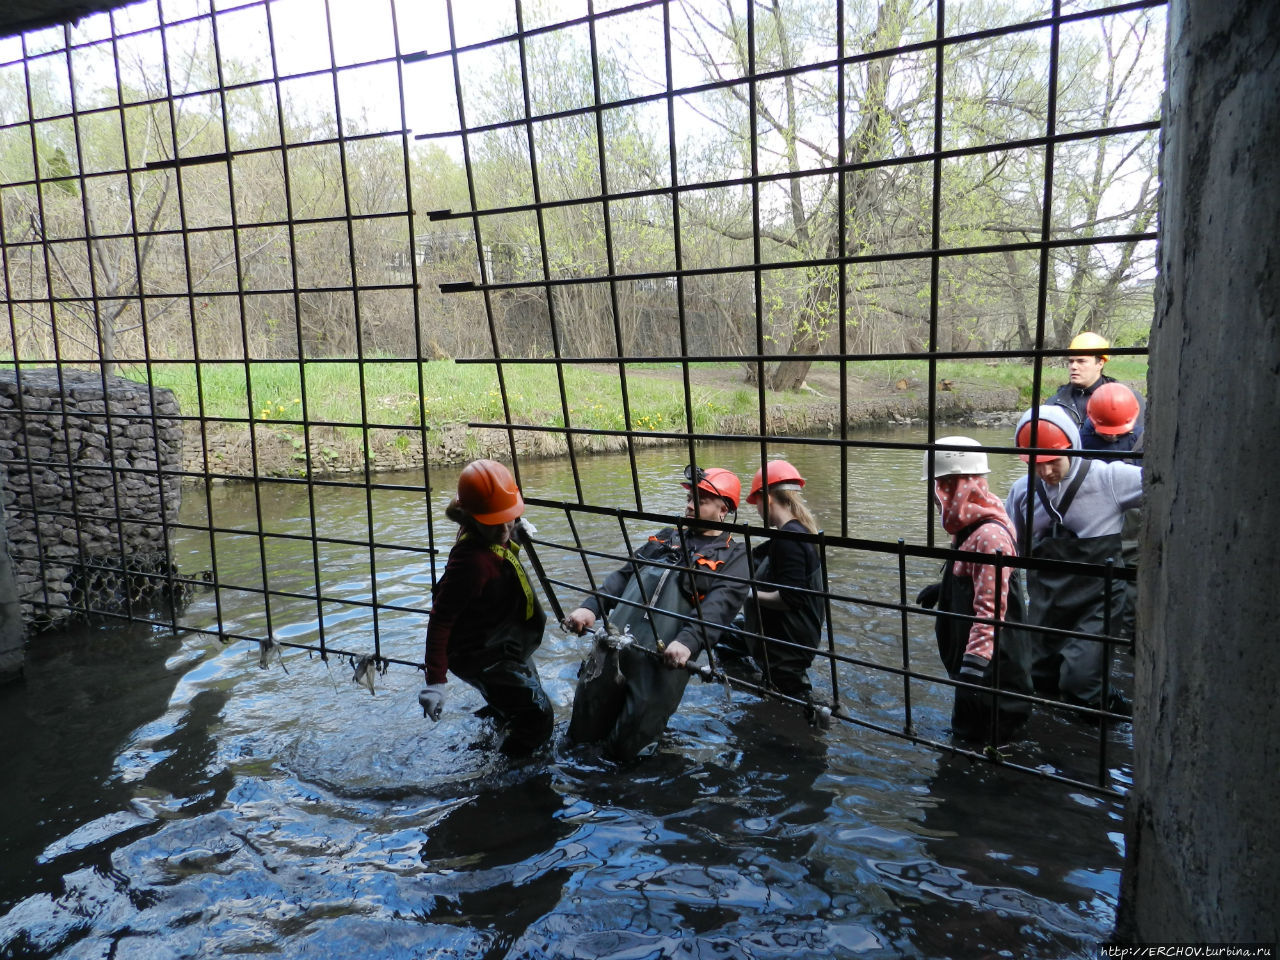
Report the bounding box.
[663,0,1161,386]
[667,0,933,389]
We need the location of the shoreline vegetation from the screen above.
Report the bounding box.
[114,358,1148,480]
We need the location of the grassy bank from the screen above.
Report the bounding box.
[134,359,742,435]
[62,356,1145,476]
[125,356,1149,434]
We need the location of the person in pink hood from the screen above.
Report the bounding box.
[919,437,1034,743]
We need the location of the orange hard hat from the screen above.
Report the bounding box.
[747,460,806,505]
[682,465,741,510]
[1087,382,1140,435]
[1015,419,1073,463]
[456,459,524,524]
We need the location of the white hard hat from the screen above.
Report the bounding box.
[922,436,990,481]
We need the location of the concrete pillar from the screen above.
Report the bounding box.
[1118,0,1280,941]
[0,474,23,683]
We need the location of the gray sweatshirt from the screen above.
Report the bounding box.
[1005,404,1143,541]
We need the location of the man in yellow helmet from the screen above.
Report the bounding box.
[1049,332,1144,443]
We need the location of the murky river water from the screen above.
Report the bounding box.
[0,426,1130,958]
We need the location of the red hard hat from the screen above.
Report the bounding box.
[1087,382,1140,435]
[1015,419,1073,463]
[747,460,806,505]
[683,466,741,510]
[456,459,524,524]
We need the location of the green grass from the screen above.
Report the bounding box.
[61,354,1150,433]
[118,359,755,434]
[828,357,1149,408]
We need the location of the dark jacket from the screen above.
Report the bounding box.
[1049,375,1145,440]
[425,535,545,684]
[743,522,824,660]
[582,527,748,658]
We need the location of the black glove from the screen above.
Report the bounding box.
[916,582,942,609]
[952,654,992,741]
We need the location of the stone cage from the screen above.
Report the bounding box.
[0,368,183,632]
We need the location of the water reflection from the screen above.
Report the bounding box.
[0,622,188,910]
[510,701,854,958]
[872,754,1122,957]
[0,427,1128,959]
[417,771,577,958]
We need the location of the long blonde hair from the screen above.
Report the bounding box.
[766,487,818,534]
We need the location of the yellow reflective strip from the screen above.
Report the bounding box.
[490,541,535,619]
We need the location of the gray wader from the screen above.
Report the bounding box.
[1027,531,1125,710]
[568,560,695,762]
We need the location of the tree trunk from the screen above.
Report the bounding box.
[768,357,814,391]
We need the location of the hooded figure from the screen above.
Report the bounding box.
[921,438,1034,743]
[1006,407,1143,710]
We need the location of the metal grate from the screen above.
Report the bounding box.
[0,0,1162,796]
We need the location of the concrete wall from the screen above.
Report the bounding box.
[0,368,183,635]
[0,2,124,39]
[1119,0,1280,941]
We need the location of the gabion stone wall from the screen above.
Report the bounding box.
[0,368,183,630]
[0,501,20,682]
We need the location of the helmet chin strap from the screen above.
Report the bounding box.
[688,500,731,535]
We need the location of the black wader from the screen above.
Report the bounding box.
[569,530,743,762]
[568,559,694,761]
[739,541,825,700]
[933,519,1034,742]
[445,543,554,756]
[1026,530,1125,709]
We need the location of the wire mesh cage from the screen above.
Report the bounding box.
[0,0,1162,794]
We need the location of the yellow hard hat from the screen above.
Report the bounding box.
[1068,331,1110,360]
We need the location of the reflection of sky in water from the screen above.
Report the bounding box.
[0,426,1127,958]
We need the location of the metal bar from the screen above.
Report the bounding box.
[321,0,383,662]
[261,0,328,657]
[1100,556,1116,789]
[585,0,643,512]
[442,0,520,491]
[386,0,438,595]
[60,21,121,623]
[419,139,1161,231]
[512,0,584,505]
[108,5,181,633]
[818,531,841,712]
[661,0,698,481]
[429,230,1159,295]
[897,539,914,734]
[926,0,946,551]
[836,0,849,539]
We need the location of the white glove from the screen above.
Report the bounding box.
[418,684,447,722]
[517,517,538,537]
